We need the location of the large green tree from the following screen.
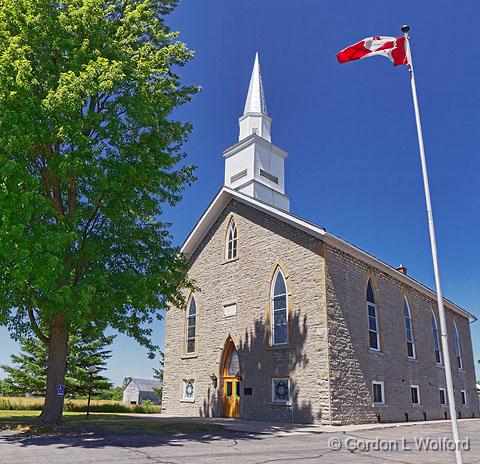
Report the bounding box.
[0,0,197,425]
[1,333,114,397]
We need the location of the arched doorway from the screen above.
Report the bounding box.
[222,340,241,418]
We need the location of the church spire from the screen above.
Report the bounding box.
[224,52,289,211]
[243,52,268,115]
[238,53,272,142]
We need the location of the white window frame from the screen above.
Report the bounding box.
[271,377,291,404]
[453,321,463,370]
[225,218,238,261]
[404,298,416,359]
[372,381,385,405]
[185,295,197,354]
[410,385,420,405]
[439,387,448,406]
[431,311,443,365]
[460,390,467,406]
[271,268,288,346]
[367,302,380,351]
[182,379,195,402]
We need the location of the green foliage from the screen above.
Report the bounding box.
[0,0,197,354]
[122,377,133,389]
[1,333,114,397]
[96,385,123,401]
[0,378,16,397]
[152,355,163,402]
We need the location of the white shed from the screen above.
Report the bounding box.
[122,378,163,405]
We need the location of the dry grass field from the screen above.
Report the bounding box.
[0,397,160,413]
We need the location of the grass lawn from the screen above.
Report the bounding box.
[0,409,224,435]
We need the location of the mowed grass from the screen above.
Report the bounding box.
[0,397,160,413]
[0,409,224,435]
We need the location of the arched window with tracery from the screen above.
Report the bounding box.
[226,218,238,261]
[185,295,197,354]
[271,268,288,345]
[404,297,415,358]
[367,279,380,350]
[431,310,442,364]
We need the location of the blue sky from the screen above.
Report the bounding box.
[1,0,479,386]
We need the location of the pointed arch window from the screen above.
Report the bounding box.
[226,218,238,261]
[226,348,240,377]
[186,296,197,354]
[404,297,415,359]
[431,311,442,364]
[271,268,288,345]
[452,321,463,369]
[367,280,380,351]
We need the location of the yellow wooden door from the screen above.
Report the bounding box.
[223,378,240,418]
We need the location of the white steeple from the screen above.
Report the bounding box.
[238,52,272,142]
[243,52,267,114]
[223,53,290,211]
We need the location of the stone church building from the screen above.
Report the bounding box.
[162,54,479,424]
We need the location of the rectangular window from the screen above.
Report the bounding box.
[186,322,196,353]
[272,378,290,403]
[223,302,237,317]
[372,381,384,405]
[182,379,195,402]
[453,323,463,370]
[432,313,443,365]
[404,301,416,359]
[407,341,415,358]
[439,388,447,406]
[226,381,233,397]
[368,303,380,350]
[410,385,420,405]
[186,297,197,354]
[461,390,467,405]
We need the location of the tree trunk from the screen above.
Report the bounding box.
[35,314,68,427]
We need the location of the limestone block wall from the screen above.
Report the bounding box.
[325,245,479,424]
[162,199,330,423]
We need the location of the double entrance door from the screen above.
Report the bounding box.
[223,377,240,418]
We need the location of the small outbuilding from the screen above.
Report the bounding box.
[122,378,163,405]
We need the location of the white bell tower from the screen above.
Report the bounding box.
[223,53,290,211]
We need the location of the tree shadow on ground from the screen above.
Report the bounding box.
[0,417,318,451]
[0,310,318,450]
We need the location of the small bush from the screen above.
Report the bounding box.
[0,397,160,414]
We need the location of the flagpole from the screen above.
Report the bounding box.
[401,25,463,464]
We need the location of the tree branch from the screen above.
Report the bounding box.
[28,308,50,346]
[67,170,77,218]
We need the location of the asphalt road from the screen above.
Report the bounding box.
[1,419,479,464]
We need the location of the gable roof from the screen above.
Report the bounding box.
[126,378,163,392]
[181,187,476,322]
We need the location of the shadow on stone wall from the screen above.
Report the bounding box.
[198,312,315,424]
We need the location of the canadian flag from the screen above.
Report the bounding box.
[337,36,408,66]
